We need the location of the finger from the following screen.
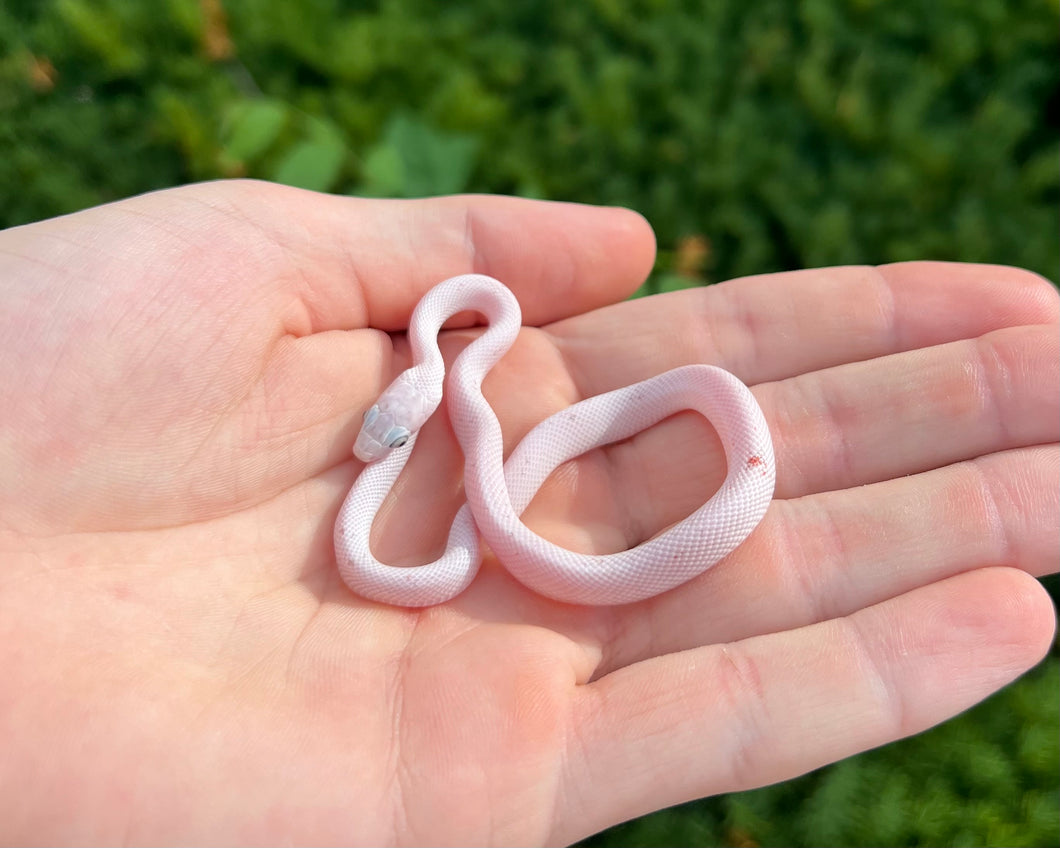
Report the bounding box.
[546,262,1058,394]
[554,568,1055,845]
[117,181,657,332]
[595,445,1059,673]
[766,322,1060,496]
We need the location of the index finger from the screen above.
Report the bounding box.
[134,181,658,332]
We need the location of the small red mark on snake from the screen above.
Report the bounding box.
[746,455,764,468]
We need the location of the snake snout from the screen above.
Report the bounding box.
[353,428,387,462]
[354,404,413,462]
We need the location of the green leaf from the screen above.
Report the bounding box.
[361,145,405,197]
[56,0,144,76]
[270,138,345,193]
[360,113,478,197]
[223,100,288,162]
[305,114,346,149]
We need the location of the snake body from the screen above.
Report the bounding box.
[334,274,774,606]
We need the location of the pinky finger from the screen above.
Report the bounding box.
[554,567,1056,845]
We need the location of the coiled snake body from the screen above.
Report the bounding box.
[334,274,774,606]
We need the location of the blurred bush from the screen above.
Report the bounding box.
[1,0,1056,289]
[1,1,1057,845]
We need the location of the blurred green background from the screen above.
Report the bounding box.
[1,1,1057,845]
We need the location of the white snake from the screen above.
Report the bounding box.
[334,274,775,607]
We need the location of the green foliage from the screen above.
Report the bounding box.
[1,0,1056,288]
[583,657,1060,847]
[360,112,479,197]
[1,2,1057,845]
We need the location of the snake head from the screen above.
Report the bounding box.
[353,377,434,463]
[354,404,411,462]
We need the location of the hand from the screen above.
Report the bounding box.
[1,181,1055,846]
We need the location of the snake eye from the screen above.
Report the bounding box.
[362,405,379,426]
[383,426,411,449]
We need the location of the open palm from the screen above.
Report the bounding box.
[1,181,1056,846]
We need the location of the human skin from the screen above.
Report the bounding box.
[0,181,1056,846]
